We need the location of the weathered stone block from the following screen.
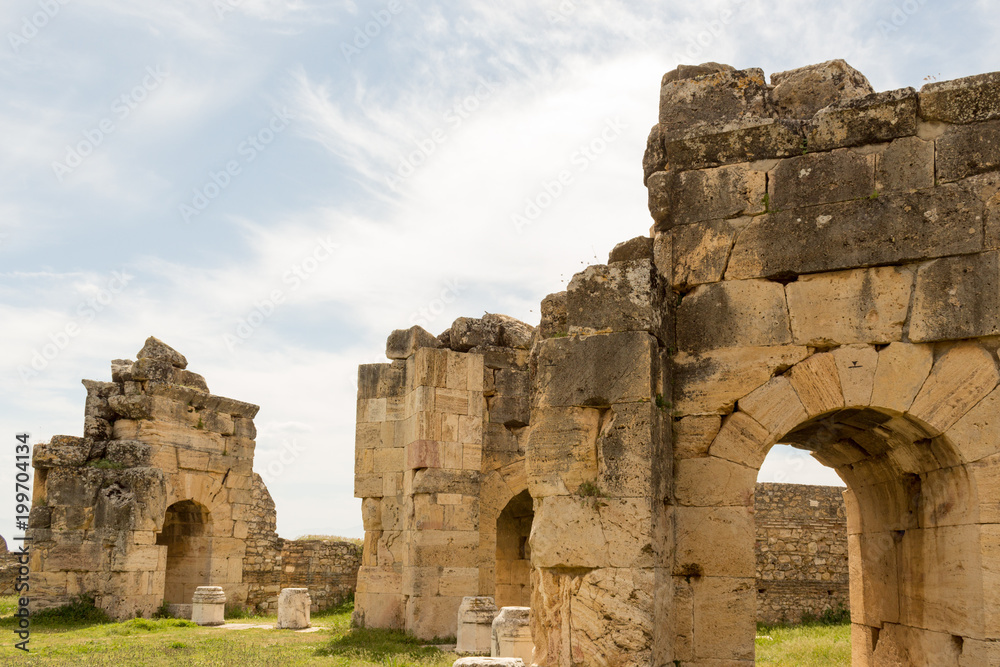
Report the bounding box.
[642,124,665,185]
[875,136,935,192]
[786,265,912,346]
[534,332,656,408]
[770,59,874,119]
[919,71,1000,124]
[943,386,1000,464]
[871,342,933,414]
[806,87,918,152]
[787,353,844,417]
[598,402,667,498]
[649,163,766,230]
[670,218,742,290]
[358,363,407,400]
[909,342,999,435]
[608,236,653,263]
[531,496,655,569]
[673,415,721,460]
[676,279,791,353]
[526,406,600,497]
[738,376,807,441]
[663,117,805,171]
[771,149,874,210]
[386,326,442,360]
[33,436,90,468]
[936,119,1000,183]
[673,345,809,415]
[276,588,311,629]
[136,336,187,369]
[708,411,770,469]
[726,186,983,280]
[909,251,1000,341]
[658,67,769,139]
[832,344,879,407]
[674,457,755,507]
[566,261,663,337]
[691,576,755,660]
[675,506,754,577]
[538,292,567,340]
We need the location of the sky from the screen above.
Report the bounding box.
[0,0,996,541]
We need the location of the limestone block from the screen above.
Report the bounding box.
[33,436,89,468]
[832,344,879,407]
[726,185,983,280]
[643,123,665,185]
[137,336,187,369]
[942,386,1000,464]
[598,402,668,499]
[737,376,808,441]
[456,597,499,656]
[875,136,935,192]
[491,606,532,664]
[909,251,1000,342]
[450,315,534,352]
[105,440,152,468]
[806,87,918,152]
[691,576,755,661]
[453,658,523,667]
[770,149,875,210]
[487,396,528,428]
[406,594,463,639]
[357,362,407,400]
[566,260,664,338]
[787,353,844,417]
[538,292,568,340]
[608,236,653,263]
[671,218,742,290]
[410,469,480,496]
[525,406,600,497]
[649,163,765,230]
[676,279,791,353]
[909,342,999,435]
[936,119,1000,182]
[673,415,722,460]
[769,59,874,119]
[276,588,311,629]
[919,71,1000,124]
[673,345,809,416]
[533,333,656,408]
[439,567,480,597]
[658,67,769,139]
[191,586,226,626]
[353,591,403,629]
[663,117,805,171]
[870,343,934,414]
[674,457,755,507]
[408,530,479,567]
[386,326,442,360]
[848,532,899,626]
[530,496,655,569]
[674,506,755,577]
[970,455,1000,524]
[708,411,770,469]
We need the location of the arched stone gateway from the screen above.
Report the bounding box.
[354,60,1000,665]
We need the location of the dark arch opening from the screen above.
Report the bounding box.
[156,499,212,604]
[495,489,533,608]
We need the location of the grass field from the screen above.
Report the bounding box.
[0,594,851,665]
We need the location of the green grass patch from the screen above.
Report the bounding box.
[755,621,851,666]
[317,626,454,664]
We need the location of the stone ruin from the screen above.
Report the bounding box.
[27,337,360,618]
[353,60,1000,666]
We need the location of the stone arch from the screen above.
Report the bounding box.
[682,341,1000,664]
[478,462,530,601]
[156,499,212,604]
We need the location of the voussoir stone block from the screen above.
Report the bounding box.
[770,59,874,119]
[677,279,791,353]
[787,352,844,417]
[909,251,1000,342]
[709,411,770,469]
[871,342,934,414]
[726,185,983,280]
[909,342,999,435]
[919,71,1000,124]
[832,344,879,407]
[769,148,874,210]
[737,375,808,441]
[786,266,912,346]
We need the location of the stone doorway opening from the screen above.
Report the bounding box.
[157,499,212,604]
[495,489,533,608]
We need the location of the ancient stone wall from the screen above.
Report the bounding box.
[755,482,849,624]
[243,473,361,612]
[0,537,20,596]
[354,61,1000,666]
[27,338,260,619]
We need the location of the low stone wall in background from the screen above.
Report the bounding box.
[755,482,849,624]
